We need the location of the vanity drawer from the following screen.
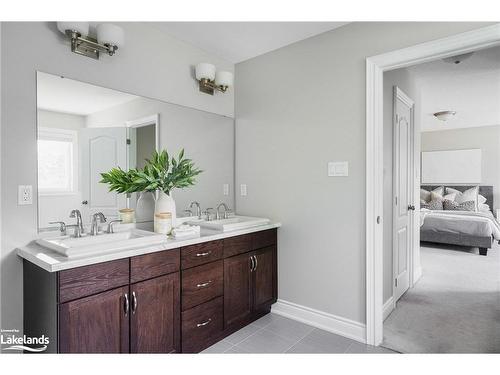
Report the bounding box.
[181,296,223,353]
[130,248,180,283]
[181,260,223,311]
[223,234,252,258]
[252,229,277,250]
[181,240,223,270]
[58,259,129,303]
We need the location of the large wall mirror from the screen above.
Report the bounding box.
[36,71,234,229]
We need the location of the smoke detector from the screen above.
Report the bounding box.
[443,52,474,64]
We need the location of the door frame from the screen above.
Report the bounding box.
[391,86,415,307]
[365,23,500,346]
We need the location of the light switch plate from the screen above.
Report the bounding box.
[18,185,33,205]
[240,184,247,196]
[223,184,230,196]
[328,162,349,177]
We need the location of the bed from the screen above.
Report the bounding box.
[420,185,499,256]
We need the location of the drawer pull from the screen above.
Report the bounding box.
[196,251,212,257]
[124,293,129,316]
[131,291,138,314]
[196,318,212,328]
[196,280,212,288]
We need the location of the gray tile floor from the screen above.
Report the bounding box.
[201,313,397,353]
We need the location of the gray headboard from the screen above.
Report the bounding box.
[421,185,494,213]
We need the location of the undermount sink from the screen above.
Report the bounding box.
[189,216,270,232]
[36,229,167,258]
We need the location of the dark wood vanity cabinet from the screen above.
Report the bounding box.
[59,285,130,353]
[130,273,180,353]
[24,228,277,354]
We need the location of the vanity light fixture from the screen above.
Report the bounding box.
[433,111,457,121]
[195,63,234,95]
[57,22,125,60]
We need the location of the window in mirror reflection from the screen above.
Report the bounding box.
[37,128,77,194]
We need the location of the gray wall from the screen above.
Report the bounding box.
[1,22,233,339]
[86,97,235,212]
[421,125,500,212]
[136,125,155,170]
[235,22,491,324]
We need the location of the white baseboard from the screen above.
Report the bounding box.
[383,296,395,321]
[414,266,422,284]
[271,299,366,343]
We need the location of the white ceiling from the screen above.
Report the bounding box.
[409,46,500,132]
[37,72,139,116]
[151,22,348,63]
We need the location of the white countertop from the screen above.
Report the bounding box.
[17,222,281,272]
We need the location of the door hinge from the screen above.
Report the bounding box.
[395,196,398,205]
[395,279,398,287]
[126,139,131,145]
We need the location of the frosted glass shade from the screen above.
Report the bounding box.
[97,24,125,48]
[215,71,234,87]
[57,22,89,36]
[196,63,216,81]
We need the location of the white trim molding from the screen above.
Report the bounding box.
[383,297,395,321]
[365,23,500,346]
[271,299,366,344]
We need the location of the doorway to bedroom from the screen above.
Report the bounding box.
[381,45,500,353]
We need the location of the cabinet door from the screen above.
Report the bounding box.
[59,286,129,353]
[223,253,252,328]
[252,246,277,312]
[130,273,180,353]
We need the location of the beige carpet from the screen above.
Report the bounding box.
[382,243,500,353]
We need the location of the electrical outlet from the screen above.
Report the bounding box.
[223,184,230,196]
[240,184,247,196]
[18,185,33,205]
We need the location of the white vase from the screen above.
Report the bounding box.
[155,191,176,227]
[136,191,155,222]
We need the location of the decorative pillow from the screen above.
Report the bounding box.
[479,203,490,213]
[478,194,487,205]
[420,186,444,203]
[427,199,443,210]
[443,192,456,201]
[443,199,476,211]
[446,186,479,211]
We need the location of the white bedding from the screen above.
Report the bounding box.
[420,209,500,240]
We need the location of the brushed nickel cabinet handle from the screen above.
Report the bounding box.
[132,291,138,314]
[196,318,212,328]
[250,255,255,272]
[196,251,212,257]
[124,293,129,316]
[254,255,258,271]
[196,280,212,288]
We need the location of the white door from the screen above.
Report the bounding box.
[79,127,128,223]
[393,87,414,302]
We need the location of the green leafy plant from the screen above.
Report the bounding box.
[100,149,202,195]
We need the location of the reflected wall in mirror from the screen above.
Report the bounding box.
[37,71,234,230]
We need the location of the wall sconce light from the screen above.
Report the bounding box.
[57,22,125,60]
[195,63,233,95]
[433,111,456,121]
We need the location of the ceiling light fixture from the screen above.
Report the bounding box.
[433,111,456,121]
[195,63,233,95]
[57,22,124,60]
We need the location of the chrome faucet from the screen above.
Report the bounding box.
[69,209,85,235]
[189,201,202,219]
[90,212,107,236]
[106,219,122,234]
[202,208,214,221]
[216,203,230,220]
